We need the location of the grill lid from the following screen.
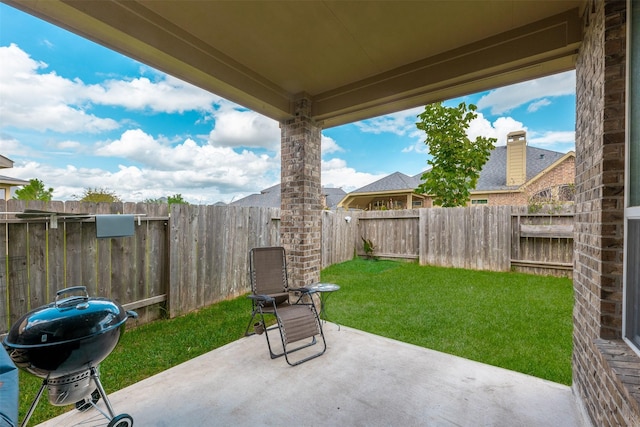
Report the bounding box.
[5,286,129,348]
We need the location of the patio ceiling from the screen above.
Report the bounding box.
[5,0,585,128]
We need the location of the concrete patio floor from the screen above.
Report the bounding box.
[37,324,591,427]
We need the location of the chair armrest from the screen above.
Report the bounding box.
[289,287,316,294]
[248,294,275,303]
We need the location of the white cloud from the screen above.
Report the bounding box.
[401,141,429,155]
[468,114,526,146]
[527,99,552,113]
[96,129,160,161]
[0,44,120,133]
[353,107,423,136]
[0,134,23,157]
[321,158,386,192]
[0,44,223,134]
[56,140,84,150]
[528,131,575,151]
[208,108,280,150]
[97,128,278,176]
[88,74,221,113]
[3,128,281,204]
[476,71,575,115]
[321,134,343,155]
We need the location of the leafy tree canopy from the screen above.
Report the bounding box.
[416,102,496,207]
[167,194,189,205]
[76,187,121,203]
[13,178,54,201]
[144,194,189,205]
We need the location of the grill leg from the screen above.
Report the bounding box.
[90,367,116,419]
[20,379,47,427]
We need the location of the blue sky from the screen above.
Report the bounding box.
[0,4,576,205]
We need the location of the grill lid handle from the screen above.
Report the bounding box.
[55,286,89,308]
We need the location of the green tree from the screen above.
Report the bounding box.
[144,194,189,205]
[13,178,54,201]
[415,102,496,207]
[76,187,121,203]
[167,194,188,205]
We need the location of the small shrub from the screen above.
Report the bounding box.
[361,236,377,260]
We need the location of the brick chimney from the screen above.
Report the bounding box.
[506,130,527,186]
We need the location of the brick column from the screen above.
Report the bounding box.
[573,1,640,426]
[280,97,322,287]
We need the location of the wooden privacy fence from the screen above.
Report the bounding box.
[510,206,574,276]
[1,201,573,334]
[0,200,281,333]
[355,205,574,276]
[1,200,170,334]
[169,205,279,317]
[356,206,512,271]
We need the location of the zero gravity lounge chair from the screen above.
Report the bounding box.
[245,246,326,366]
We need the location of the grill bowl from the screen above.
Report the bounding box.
[2,286,136,379]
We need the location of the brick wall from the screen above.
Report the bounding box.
[280,98,322,287]
[472,155,576,207]
[573,1,640,425]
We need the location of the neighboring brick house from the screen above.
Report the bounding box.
[231,184,346,210]
[339,131,575,210]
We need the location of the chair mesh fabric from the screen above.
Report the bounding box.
[278,305,320,345]
[251,247,289,306]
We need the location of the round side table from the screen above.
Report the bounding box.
[308,283,340,326]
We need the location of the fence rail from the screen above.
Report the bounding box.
[1,201,574,333]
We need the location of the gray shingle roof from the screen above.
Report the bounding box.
[351,172,422,194]
[324,187,349,208]
[230,184,281,207]
[350,145,569,194]
[231,184,346,209]
[474,145,565,191]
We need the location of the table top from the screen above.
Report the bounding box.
[309,283,340,292]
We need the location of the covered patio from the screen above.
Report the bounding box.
[5,1,639,425]
[38,324,589,427]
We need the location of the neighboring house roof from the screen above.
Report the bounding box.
[342,145,574,205]
[474,145,567,191]
[350,172,422,194]
[323,187,349,208]
[231,184,281,208]
[0,175,30,186]
[231,184,346,209]
[0,155,14,169]
[0,155,30,200]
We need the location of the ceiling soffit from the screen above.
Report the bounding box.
[5,1,583,128]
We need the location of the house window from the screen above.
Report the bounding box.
[412,200,423,207]
[624,0,640,352]
[531,188,552,201]
[471,199,488,205]
[557,184,575,202]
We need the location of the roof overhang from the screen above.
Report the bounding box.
[339,190,426,209]
[0,155,14,169]
[0,176,30,186]
[4,0,585,128]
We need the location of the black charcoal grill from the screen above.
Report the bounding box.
[3,286,137,427]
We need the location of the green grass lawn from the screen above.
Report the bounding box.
[15,259,573,424]
[321,258,574,386]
